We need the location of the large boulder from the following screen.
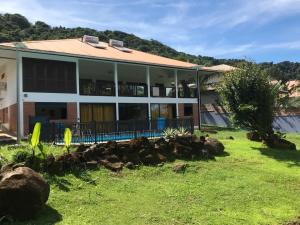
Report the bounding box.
[0,167,50,220]
[246,131,262,142]
[204,137,225,155]
[264,136,296,150]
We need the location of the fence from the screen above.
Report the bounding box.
[29,117,194,144]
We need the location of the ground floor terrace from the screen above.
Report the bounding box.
[24,102,197,143]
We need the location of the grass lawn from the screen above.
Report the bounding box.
[1,130,300,225]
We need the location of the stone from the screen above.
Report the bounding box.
[172,163,188,173]
[141,154,157,165]
[86,161,98,169]
[0,167,50,220]
[105,154,120,163]
[204,138,225,155]
[246,131,262,142]
[76,144,88,153]
[124,162,135,169]
[99,160,123,172]
[264,137,296,150]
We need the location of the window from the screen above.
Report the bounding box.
[151,104,176,119]
[119,103,148,120]
[184,104,193,117]
[35,103,67,120]
[23,58,76,93]
[80,103,115,122]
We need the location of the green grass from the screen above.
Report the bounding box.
[1,130,300,225]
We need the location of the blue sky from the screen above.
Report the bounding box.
[1,0,300,62]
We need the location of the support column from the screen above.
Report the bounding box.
[146,66,151,119]
[114,63,119,120]
[175,69,179,118]
[76,59,80,121]
[16,50,24,140]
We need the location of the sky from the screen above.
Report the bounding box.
[1,0,300,63]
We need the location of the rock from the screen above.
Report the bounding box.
[121,152,139,164]
[246,131,262,142]
[173,143,193,159]
[264,136,296,150]
[76,144,88,153]
[141,154,159,165]
[56,153,83,171]
[172,163,188,173]
[86,160,98,169]
[124,162,135,169]
[199,136,206,142]
[99,160,123,172]
[157,153,167,162]
[0,167,50,220]
[204,138,225,155]
[105,154,120,163]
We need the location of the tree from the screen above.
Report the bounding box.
[218,63,277,139]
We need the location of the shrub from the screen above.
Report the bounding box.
[175,127,190,136]
[218,63,278,140]
[162,128,176,139]
[12,150,31,163]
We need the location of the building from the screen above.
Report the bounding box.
[0,36,212,138]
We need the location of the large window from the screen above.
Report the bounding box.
[118,64,147,97]
[151,104,176,119]
[177,70,197,98]
[119,103,148,120]
[79,60,115,96]
[23,58,76,93]
[80,103,115,122]
[184,104,193,117]
[35,103,67,120]
[150,67,175,98]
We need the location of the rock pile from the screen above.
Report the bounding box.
[43,135,225,173]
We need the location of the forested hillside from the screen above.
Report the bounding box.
[0,13,299,81]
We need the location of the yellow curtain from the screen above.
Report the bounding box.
[80,104,93,122]
[103,105,114,122]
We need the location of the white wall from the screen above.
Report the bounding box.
[0,59,17,109]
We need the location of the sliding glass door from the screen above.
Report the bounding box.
[80,103,115,122]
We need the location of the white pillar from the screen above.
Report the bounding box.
[146,66,151,119]
[16,52,24,139]
[175,69,179,118]
[76,59,80,120]
[114,63,119,120]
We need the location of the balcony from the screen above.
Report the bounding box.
[151,86,176,98]
[80,79,115,96]
[118,82,148,97]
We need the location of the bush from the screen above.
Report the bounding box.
[218,63,277,139]
[12,150,31,163]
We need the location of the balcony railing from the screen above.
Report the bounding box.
[80,79,115,96]
[118,82,148,97]
[151,86,176,98]
[178,87,197,98]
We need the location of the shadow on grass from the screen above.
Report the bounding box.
[2,205,62,225]
[44,168,96,192]
[252,146,300,167]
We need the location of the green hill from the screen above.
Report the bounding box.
[0,13,299,81]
